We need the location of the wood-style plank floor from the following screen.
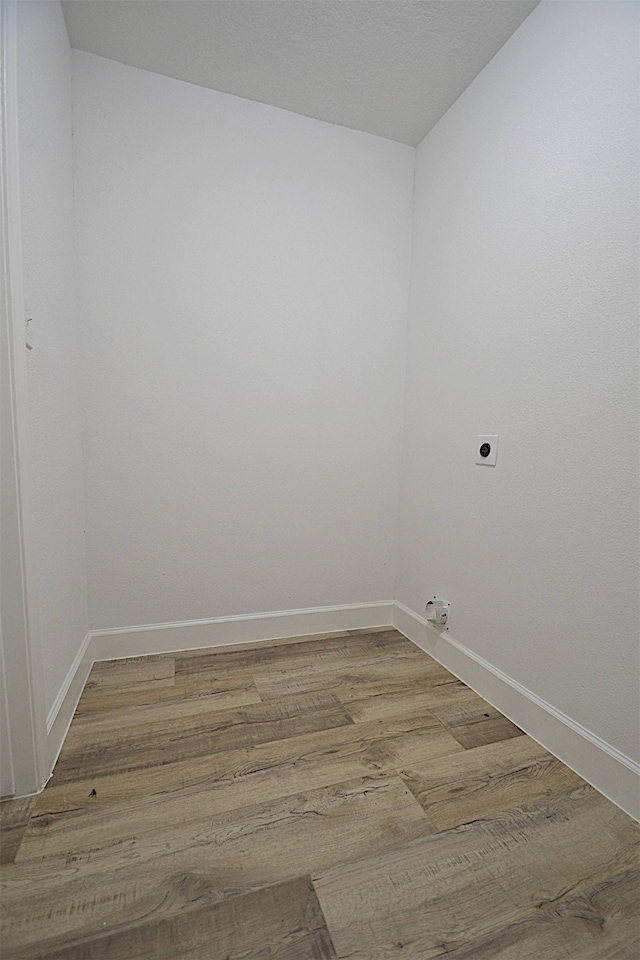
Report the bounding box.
[1,628,638,959]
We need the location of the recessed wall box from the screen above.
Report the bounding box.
[476,435,498,466]
[425,598,450,626]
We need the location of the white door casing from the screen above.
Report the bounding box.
[0,0,49,798]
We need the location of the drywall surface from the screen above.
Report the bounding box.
[72,52,414,629]
[16,1,89,713]
[396,0,639,762]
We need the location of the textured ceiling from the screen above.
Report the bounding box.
[61,0,539,146]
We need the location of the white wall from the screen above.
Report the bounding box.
[16,1,89,713]
[72,52,414,630]
[396,0,639,763]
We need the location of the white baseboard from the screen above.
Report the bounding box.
[90,601,395,661]
[46,631,93,773]
[393,601,640,822]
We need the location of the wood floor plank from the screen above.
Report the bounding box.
[52,692,354,784]
[313,784,640,960]
[1,775,431,953]
[339,676,480,722]
[173,630,352,659]
[254,655,452,701]
[399,735,585,831]
[16,710,454,862]
[0,797,37,864]
[64,676,262,740]
[429,698,506,727]
[429,698,524,748]
[8,876,338,960]
[73,671,261,717]
[446,716,524,749]
[439,866,640,959]
[87,657,175,686]
[173,629,418,678]
[175,639,426,702]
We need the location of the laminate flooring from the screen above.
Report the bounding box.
[1,628,638,959]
